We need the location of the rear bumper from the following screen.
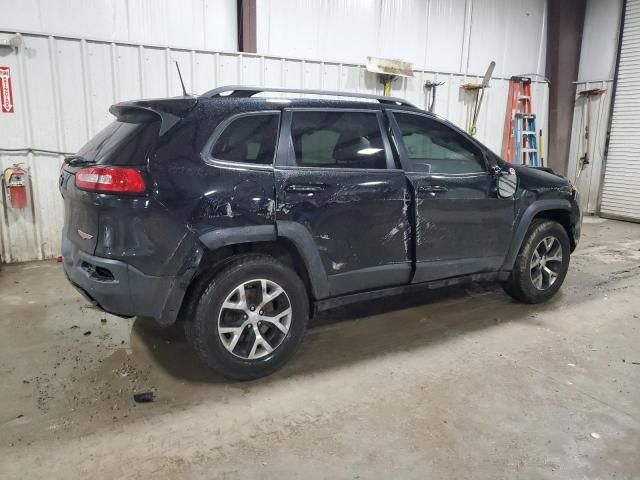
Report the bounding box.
[62,238,199,325]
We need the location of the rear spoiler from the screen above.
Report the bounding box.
[109,97,198,136]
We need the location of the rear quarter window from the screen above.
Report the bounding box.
[209,112,280,165]
[77,120,160,166]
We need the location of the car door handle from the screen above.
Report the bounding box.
[285,183,328,193]
[418,185,448,194]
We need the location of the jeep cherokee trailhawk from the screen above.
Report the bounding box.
[60,86,582,379]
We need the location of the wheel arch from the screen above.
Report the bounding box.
[501,199,572,272]
[532,209,576,252]
[177,224,329,325]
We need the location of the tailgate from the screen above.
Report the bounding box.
[59,97,196,257]
[59,118,162,255]
[60,165,100,254]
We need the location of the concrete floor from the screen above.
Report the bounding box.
[1,218,639,479]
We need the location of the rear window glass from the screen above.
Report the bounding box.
[290,111,387,169]
[77,120,159,166]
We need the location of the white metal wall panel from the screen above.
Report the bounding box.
[256,0,547,77]
[467,0,547,77]
[567,81,614,214]
[0,0,238,51]
[0,31,548,263]
[601,0,640,221]
[578,0,623,82]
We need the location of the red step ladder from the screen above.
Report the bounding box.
[502,76,539,166]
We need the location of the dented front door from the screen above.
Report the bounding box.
[389,110,515,283]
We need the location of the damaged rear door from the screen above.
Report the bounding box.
[389,111,515,282]
[275,108,411,296]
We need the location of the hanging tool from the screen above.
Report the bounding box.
[424,80,445,112]
[577,88,606,178]
[462,61,496,136]
[502,76,540,166]
[366,56,414,97]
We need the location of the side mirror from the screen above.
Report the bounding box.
[494,166,518,198]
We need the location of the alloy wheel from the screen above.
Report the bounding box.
[530,236,563,291]
[217,279,292,359]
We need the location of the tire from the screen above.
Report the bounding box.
[186,254,309,380]
[502,219,571,304]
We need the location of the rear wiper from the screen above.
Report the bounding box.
[64,155,95,166]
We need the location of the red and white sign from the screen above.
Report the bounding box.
[0,66,15,113]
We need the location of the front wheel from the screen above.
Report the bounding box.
[187,254,309,380]
[502,219,571,304]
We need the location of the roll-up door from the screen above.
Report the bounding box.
[601,0,640,221]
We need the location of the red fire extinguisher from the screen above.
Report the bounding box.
[3,165,29,209]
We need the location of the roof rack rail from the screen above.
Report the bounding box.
[201,85,417,108]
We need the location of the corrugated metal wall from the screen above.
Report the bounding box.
[0,0,238,51]
[256,0,548,78]
[566,80,614,214]
[0,31,548,263]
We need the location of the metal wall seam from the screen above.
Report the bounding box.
[460,0,473,73]
[164,48,171,97]
[190,50,197,93]
[139,46,146,98]
[109,43,118,104]
[215,52,221,88]
[80,39,94,139]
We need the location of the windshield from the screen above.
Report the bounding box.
[77,120,160,166]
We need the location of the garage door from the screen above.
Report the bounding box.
[600,0,640,221]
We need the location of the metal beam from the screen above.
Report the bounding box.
[546,0,587,176]
[238,0,257,53]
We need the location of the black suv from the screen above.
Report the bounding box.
[60,86,582,380]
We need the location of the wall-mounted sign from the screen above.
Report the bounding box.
[0,66,15,113]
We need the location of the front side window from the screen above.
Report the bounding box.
[393,113,485,174]
[211,113,279,164]
[290,111,387,169]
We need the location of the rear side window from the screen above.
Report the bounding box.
[393,113,485,174]
[77,120,159,166]
[290,111,387,169]
[211,113,280,165]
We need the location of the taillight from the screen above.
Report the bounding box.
[75,167,146,194]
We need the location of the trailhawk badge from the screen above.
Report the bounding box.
[77,229,94,240]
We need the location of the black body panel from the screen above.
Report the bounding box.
[275,166,411,295]
[60,92,582,325]
[408,171,515,282]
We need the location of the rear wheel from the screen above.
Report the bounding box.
[502,220,570,304]
[187,254,309,380]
